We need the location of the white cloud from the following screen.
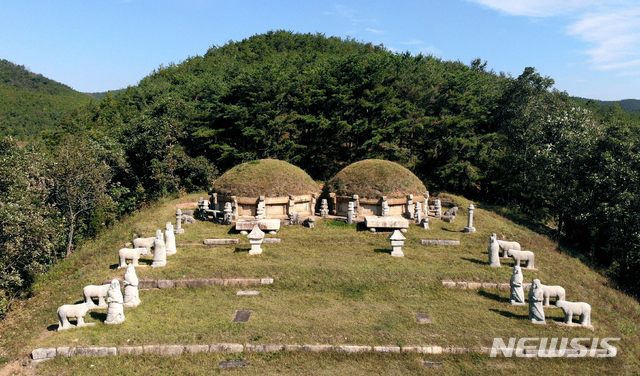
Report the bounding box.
[401,39,424,45]
[366,28,384,34]
[420,46,442,55]
[467,0,640,74]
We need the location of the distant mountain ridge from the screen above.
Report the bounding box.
[85,88,127,100]
[0,59,93,139]
[572,96,640,114]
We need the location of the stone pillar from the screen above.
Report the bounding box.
[210,193,218,211]
[353,195,360,218]
[414,202,422,224]
[423,192,429,217]
[406,194,414,220]
[247,225,265,255]
[381,196,390,217]
[329,193,337,215]
[256,196,266,219]
[311,194,317,216]
[434,199,442,218]
[320,199,329,218]
[464,204,476,233]
[223,202,233,225]
[288,195,295,216]
[388,229,406,257]
[165,222,176,255]
[347,201,355,224]
[175,209,184,234]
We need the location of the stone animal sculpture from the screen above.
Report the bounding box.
[182,215,196,224]
[555,300,593,330]
[539,282,566,307]
[496,236,521,258]
[83,283,111,308]
[488,233,501,267]
[506,249,535,269]
[132,237,155,252]
[444,206,458,216]
[118,247,149,268]
[57,302,93,331]
[529,279,546,324]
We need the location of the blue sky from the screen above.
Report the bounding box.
[2,0,639,100]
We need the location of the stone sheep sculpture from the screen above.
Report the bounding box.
[555,300,593,330]
[132,237,155,252]
[506,249,536,269]
[496,235,521,258]
[57,302,94,331]
[83,283,111,308]
[539,282,566,307]
[118,247,149,268]
[182,214,196,224]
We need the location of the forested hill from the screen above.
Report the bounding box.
[0,59,93,139]
[572,97,640,114]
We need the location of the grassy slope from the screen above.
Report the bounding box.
[1,193,638,375]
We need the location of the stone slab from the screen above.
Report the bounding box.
[210,343,243,353]
[302,345,333,352]
[236,219,281,232]
[237,290,260,296]
[32,348,56,360]
[143,345,184,356]
[442,281,456,288]
[284,345,302,351]
[364,216,409,229]
[482,283,498,289]
[232,310,253,323]
[157,280,175,289]
[467,282,482,289]
[414,313,432,324]
[184,345,210,354]
[261,278,274,284]
[423,361,443,367]
[203,239,239,245]
[420,239,460,246]
[262,238,281,244]
[138,280,157,290]
[118,346,143,356]
[219,360,247,368]
[336,345,372,353]
[245,344,283,352]
[374,346,401,353]
[71,347,117,357]
[456,282,468,289]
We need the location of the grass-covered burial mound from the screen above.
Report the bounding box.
[326,159,427,199]
[211,158,320,197]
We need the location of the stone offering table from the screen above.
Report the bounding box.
[364,216,409,232]
[235,219,281,234]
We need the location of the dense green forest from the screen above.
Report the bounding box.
[2,30,640,316]
[0,59,93,139]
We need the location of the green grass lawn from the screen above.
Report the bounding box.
[2,193,639,375]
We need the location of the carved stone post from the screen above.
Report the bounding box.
[347,201,355,224]
[464,204,476,233]
[175,209,184,234]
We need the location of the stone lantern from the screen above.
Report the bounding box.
[247,225,265,255]
[388,229,406,257]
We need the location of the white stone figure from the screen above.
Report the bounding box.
[423,192,429,217]
[510,265,525,305]
[320,199,329,218]
[555,301,593,330]
[406,195,414,220]
[434,199,442,218]
[414,202,422,224]
[289,212,300,225]
[463,204,476,233]
[104,279,125,325]
[539,283,566,307]
[381,199,390,217]
[118,247,149,268]
[165,222,176,256]
[57,302,94,331]
[223,202,233,225]
[182,214,196,224]
[256,197,266,219]
[247,225,265,255]
[152,231,167,267]
[421,217,430,230]
[488,233,501,267]
[497,238,521,258]
[175,209,184,234]
[83,284,111,308]
[123,264,141,308]
[388,229,406,257]
[528,279,546,324]
[506,249,535,269]
[444,206,459,217]
[132,237,155,253]
[347,201,355,224]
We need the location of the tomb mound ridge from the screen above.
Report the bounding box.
[326,159,426,199]
[211,159,320,197]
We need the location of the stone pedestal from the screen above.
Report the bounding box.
[247,225,265,255]
[388,230,406,257]
[174,209,184,234]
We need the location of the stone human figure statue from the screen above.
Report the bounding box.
[414,202,422,224]
[256,197,266,219]
[123,264,141,307]
[434,199,442,218]
[528,279,546,324]
[152,231,167,267]
[406,195,414,220]
[320,199,329,218]
[165,222,176,256]
[510,265,525,305]
[223,202,233,225]
[105,279,125,325]
[488,233,501,267]
[381,199,390,217]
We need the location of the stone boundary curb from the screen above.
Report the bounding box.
[202,238,282,245]
[421,240,460,246]
[32,343,608,361]
[442,281,532,290]
[134,278,274,290]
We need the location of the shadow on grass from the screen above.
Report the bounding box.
[109,263,120,270]
[89,311,107,322]
[489,309,528,320]
[441,227,462,232]
[461,257,486,265]
[373,248,392,255]
[478,289,510,303]
[234,247,250,253]
[138,258,153,266]
[47,324,59,332]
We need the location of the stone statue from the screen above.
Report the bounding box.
[497,237,521,258]
[256,197,266,219]
[152,231,167,267]
[320,199,329,218]
[488,233,501,267]
[444,206,458,216]
[165,222,176,256]
[104,279,125,325]
[555,301,593,330]
[381,200,390,217]
[182,214,196,224]
[123,264,141,308]
[509,265,525,305]
[528,279,546,324]
[347,201,355,224]
[132,237,155,253]
[506,249,535,269]
[247,225,265,255]
[539,282,566,307]
[57,302,94,331]
[414,202,422,224]
[175,209,184,234]
[406,194,414,220]
[434,199,442,218]
[222,202,233,225]
[83,283,111,308]
[421,217,430,230]
[118,247,149,268]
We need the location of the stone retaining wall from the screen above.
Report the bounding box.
[421,240,460,246]
[442,281,532,290]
